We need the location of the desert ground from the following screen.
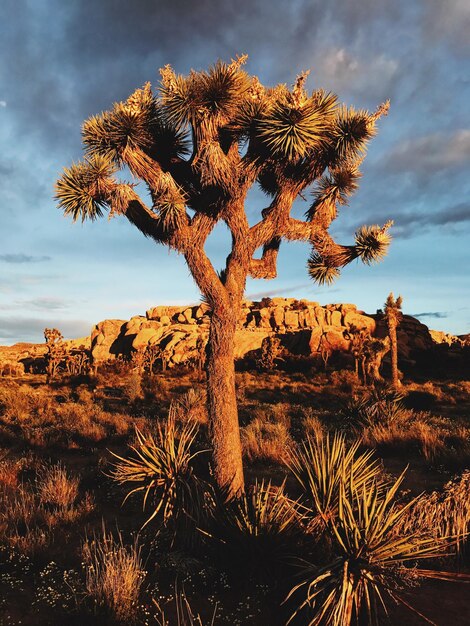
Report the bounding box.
[0,300,469,625]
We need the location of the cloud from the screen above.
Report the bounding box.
[0,100,6,107]
[383,130,470,176]
[391,202,470,238]
[320,48,399,101]
[0,254,51,264]
[423,0,470,55]
[0,297,70,312]
[0,316,92,344]
[412,311,449,319]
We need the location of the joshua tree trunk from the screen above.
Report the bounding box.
[384,294,402,389]
[388,320,401,389]
[206,305,244,497]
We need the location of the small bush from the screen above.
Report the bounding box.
[82,529,145,622]
[241,418,292,464]
[123,372,143,402]
[397,470,470,560]
[37,463,79,509]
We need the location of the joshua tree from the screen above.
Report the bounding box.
[56,56,392,497]
[44,327,65,381]
[384,293,403,388]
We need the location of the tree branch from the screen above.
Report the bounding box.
[248,238,280,279]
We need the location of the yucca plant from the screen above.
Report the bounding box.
[287,433,382,528]
[210,480,306,576]
[110,405,210,543]
[286,470,459,626]
[341,387,410,429]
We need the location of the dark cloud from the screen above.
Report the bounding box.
[391,202,470,238]
[412,312,449,319]
[423,0,470,56]
[0,254,51,264]
[0,316,92,344]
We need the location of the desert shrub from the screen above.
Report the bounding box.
[37,462,79,508]
[0,461,93,554]
[286,469,455,626]
[256,336,283,371]
[0,453,29,491]
[360,415,468,463]
[287,433,383,529]
[259,297,273,308]
[328,370,359,393]
[75,385,95,404]
[210,480,305,575]
[123,372,143,402]
[0,384,52,422]
[0,391,132,448]
[110,405,210,542]
[82,529,145,622]
[240,417,293,464]
[396,470,470,560]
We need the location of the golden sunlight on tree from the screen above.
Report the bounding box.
[56,56,392,497]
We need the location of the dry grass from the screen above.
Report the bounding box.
[362,416,469,463]
[0,383,132,448]
[0,460,93,554]
[37,462,79,508]
[82,529,145,622]
[397,470,470,559]
[301,407,327,442]
[241,416,293,464]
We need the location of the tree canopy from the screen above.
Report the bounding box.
[56,55,392,307]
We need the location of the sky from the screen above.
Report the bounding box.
[0,0,469,344]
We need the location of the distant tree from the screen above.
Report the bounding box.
[384,293,403,388]
[256,335,283,371]
[44,328,65,381]
[56,56,392,497]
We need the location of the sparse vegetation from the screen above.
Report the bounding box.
[0,358,468,624]
[82,528,145,622]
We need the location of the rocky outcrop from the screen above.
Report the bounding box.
[88,299,435,368]
[0,300,453,375]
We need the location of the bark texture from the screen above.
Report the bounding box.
[206,309,244,495]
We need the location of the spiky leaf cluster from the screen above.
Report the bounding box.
[160,57,251,131]
[55,154,116,221]
[307,163,362,221]
[326,106,375,168]
[355,221,392,264]
[307,253,341,286]
[83,83,188,166]
[286,439,458,626]
[257,90,337,161]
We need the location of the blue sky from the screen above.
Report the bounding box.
[1,0,469,344]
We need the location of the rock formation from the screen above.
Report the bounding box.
[0,300,462,377]
[89,299,435,368]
